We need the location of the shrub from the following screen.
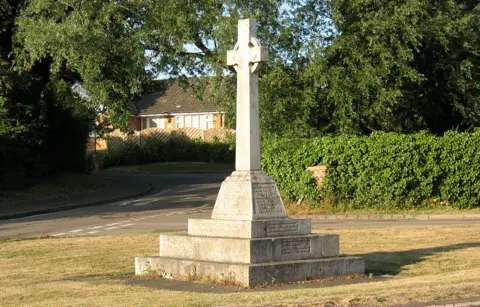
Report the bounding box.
[262,131,480,209]
[102,134,234,169]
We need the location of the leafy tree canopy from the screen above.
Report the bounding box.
[312,0,480,134]
[12,0,331,135]
[7,0,480,136]
[1,0,95,187]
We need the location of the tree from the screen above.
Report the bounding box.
[140,0,332,136]
[311,0,480,134]
[14,0,152,129]
[1,0,96,187]
[12,0,478,142]
[13,0,332,136]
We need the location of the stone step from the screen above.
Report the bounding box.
[188,218,311,238]
[159,234,339,264]
[135,255,364,287]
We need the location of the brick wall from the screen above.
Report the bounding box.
[214,113,225,129]
[166,116,175,129]
[129,117,141,131]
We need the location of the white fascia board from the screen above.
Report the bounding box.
[138,111,224,117]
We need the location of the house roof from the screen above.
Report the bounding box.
[131,82,224,116]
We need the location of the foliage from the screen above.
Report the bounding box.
[14,0,152,129]
[102,134,234,169]
[262,131,480,209]
[12,0,331,136]
[3,0,480,190]
[310,0,480,134]
[8,0,480,137]
[1,0,95,188]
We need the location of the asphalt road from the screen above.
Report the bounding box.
[1,172,479,240]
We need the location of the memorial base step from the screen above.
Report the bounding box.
[159,233,339,264]
[135,256,365,287]
[188,218,311,238]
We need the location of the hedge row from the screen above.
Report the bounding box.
[262,131,480,209]
[102,134,235,168]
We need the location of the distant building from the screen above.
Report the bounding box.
[129,82,226,131]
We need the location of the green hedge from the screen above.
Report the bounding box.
[102,134,235,168]
[262,131,480,209]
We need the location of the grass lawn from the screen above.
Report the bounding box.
[0,173,108,207]
[105,162,234,174]
[1,225,480,306]
[286,201,480,216]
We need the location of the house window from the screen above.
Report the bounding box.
[153,118,164,128]
[200,115,207,130]
[143,117,164,129]
[176,116,184,128]
[206,114,214,129]
[192,115,199,128]
[149,118,157,128]
[184,115,192,127]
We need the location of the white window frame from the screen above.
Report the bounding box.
[152,118,164,129]
[199,115,207,130]
[205,114,214,129]
[175,116,184,128]
[192,115,200,128]
[184,115,192,128]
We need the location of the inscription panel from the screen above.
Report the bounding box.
[253,183,283,214]
[281,238,311,255]
[266,221,299,236]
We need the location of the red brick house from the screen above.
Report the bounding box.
[128,82,226,131]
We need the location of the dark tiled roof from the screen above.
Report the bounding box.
[128,101,138,114]
[132,82,224,115]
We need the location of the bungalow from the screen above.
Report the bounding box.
[128,82,226,131]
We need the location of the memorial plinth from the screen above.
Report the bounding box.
[134,19,364,287]
[135,168,364,286]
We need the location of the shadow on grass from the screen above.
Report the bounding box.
[360,242,480,276]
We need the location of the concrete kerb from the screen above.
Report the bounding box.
[0,184,154,221]
[293,214,480,221]
[407,297,480,307]
[430,301,480,307]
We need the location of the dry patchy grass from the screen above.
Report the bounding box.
[0,226,479,306]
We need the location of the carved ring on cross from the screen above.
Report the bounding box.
[231,37,264,74]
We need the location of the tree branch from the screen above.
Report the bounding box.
[191,34,236,74]
[179,51,205,57]
[193,36,212,57]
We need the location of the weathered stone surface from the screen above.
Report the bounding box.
[135,256,365,287]
[188,218,311,238]
[321,234,340,257]
[226,19,267,172]
[159,234,339,264]
[211,171,288,220]
[135,256,250,284]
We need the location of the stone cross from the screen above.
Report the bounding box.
[227,19,268,171]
